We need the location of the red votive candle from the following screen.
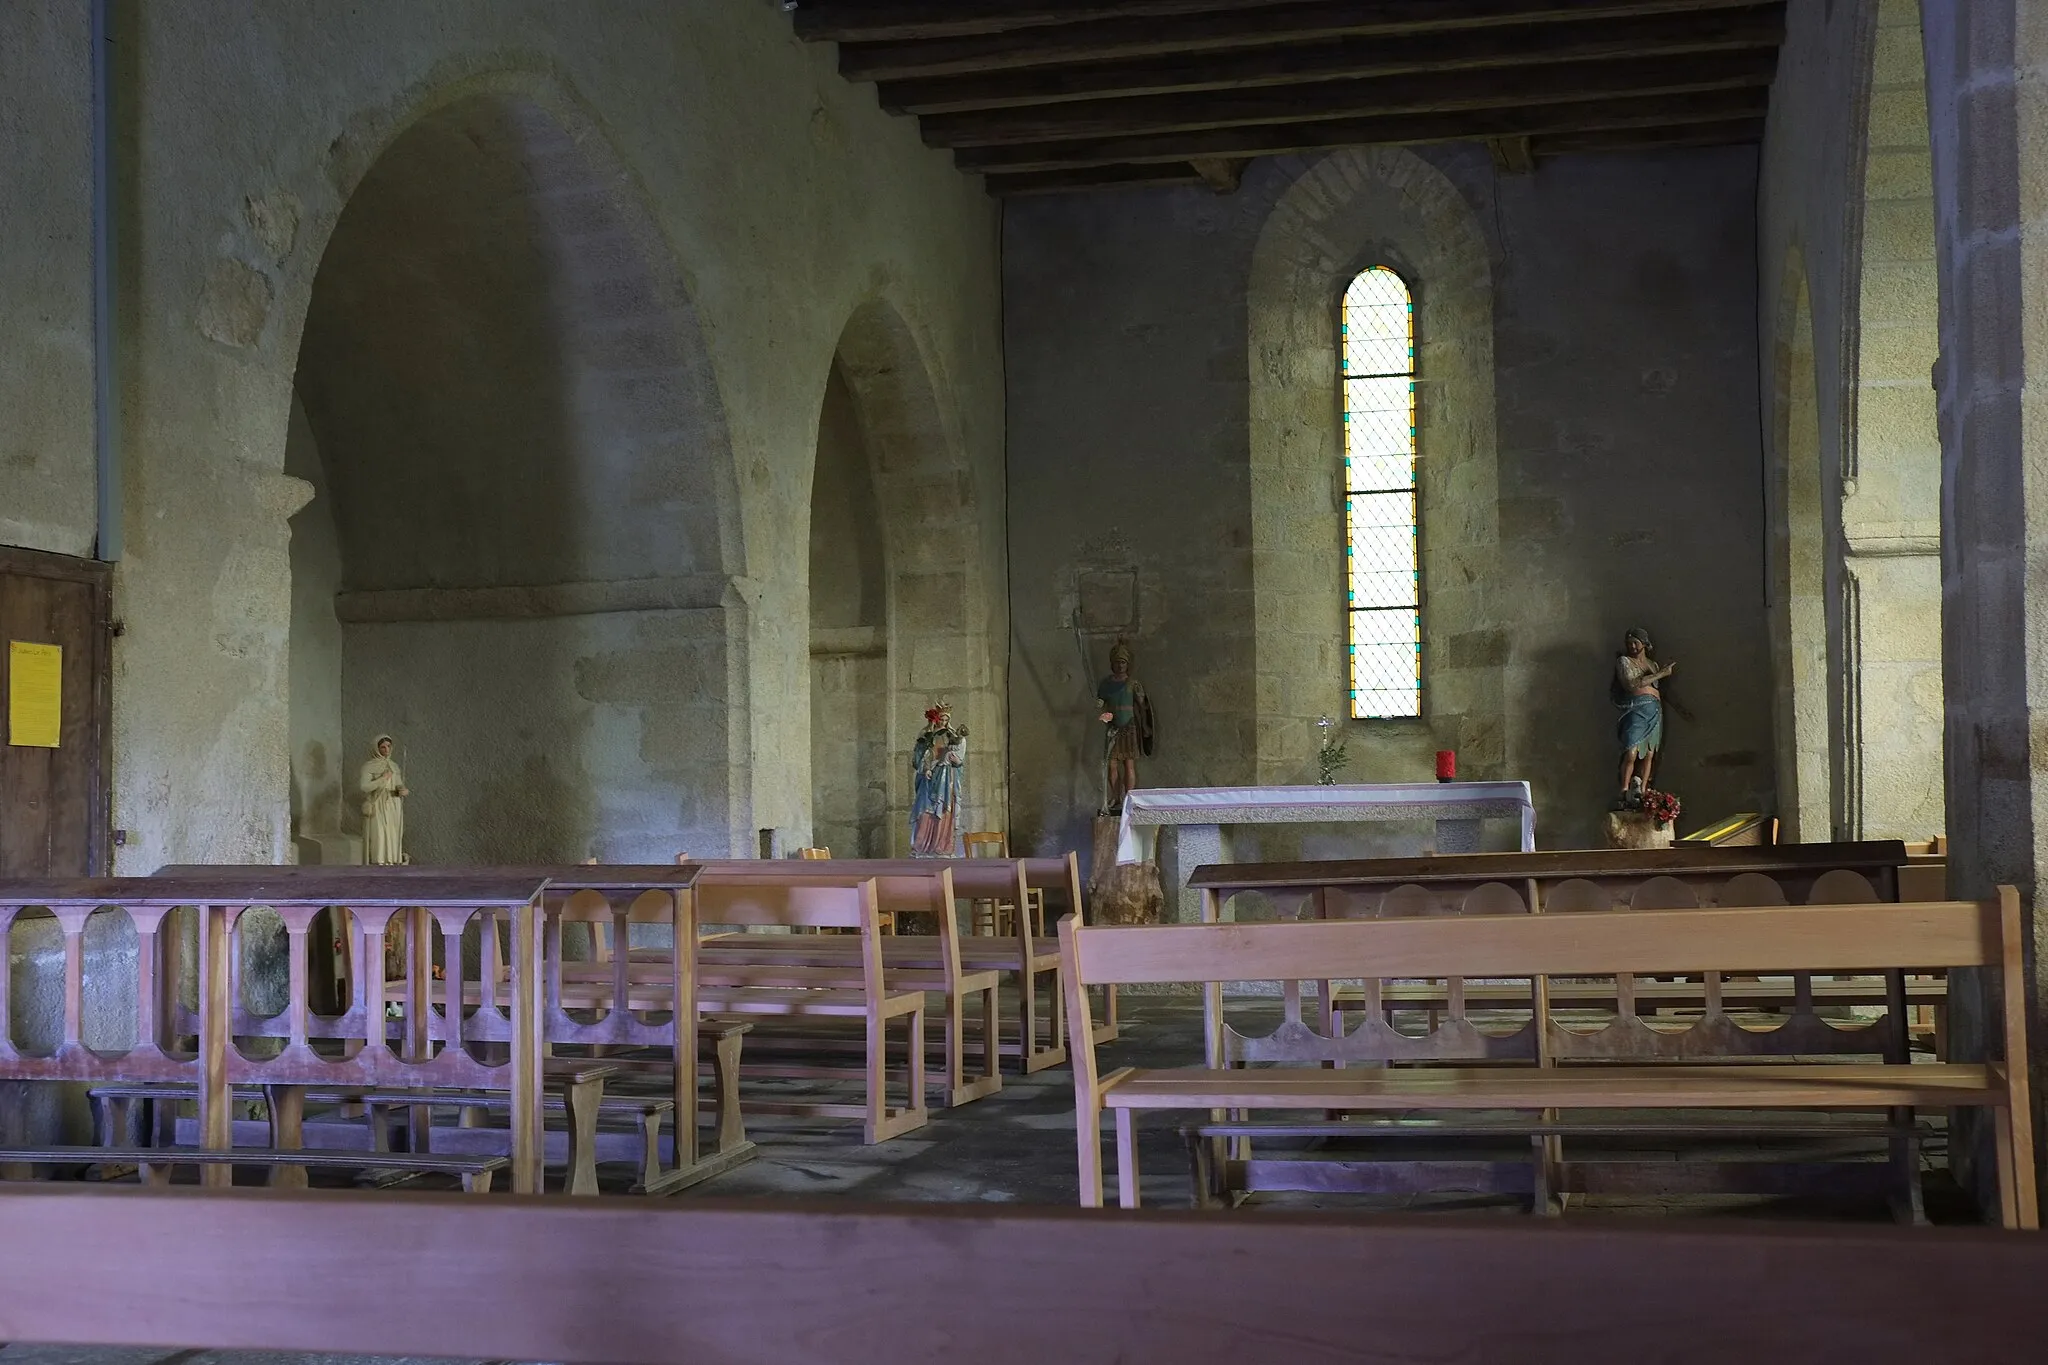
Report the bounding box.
[1435,750,1456,782]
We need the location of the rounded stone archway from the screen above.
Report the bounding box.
[1247,147,1504,791]
[1841,0,1945,840]
[804,298,1000,856]
[1768,250,1833,842]
[285,89,743,864]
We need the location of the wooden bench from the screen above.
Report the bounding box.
[1057,891,2038,1226]
[1,873,553,1192]
[553,879,928,1143]
[0,1144,507,1193]
[154,862,758,1192]
[89,1059,687,1196]
[7,1187,2048,1364]
[1179,843,1950,1204]
[692,853,1104,1072]
[692,866,1001,1106]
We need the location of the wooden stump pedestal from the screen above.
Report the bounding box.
[1604,810,1675,850]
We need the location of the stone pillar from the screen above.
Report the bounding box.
[1923,0,2048,1210]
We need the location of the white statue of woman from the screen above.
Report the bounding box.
[359,734,409,865]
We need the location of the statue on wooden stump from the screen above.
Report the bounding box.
[1095,639,1154,816]
[1612,627,1675,805]
[359,734,409,864]
[1605,628,1684,848]
[910,701,966,857]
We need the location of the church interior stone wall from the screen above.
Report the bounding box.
[1005,143,1773,857]
[8,0,2044,1168]
[0,0,1007,871]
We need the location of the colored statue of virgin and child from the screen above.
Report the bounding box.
[910,701,967,857]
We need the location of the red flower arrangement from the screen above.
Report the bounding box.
[1640,788,1682,828]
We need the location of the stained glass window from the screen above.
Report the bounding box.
[1342,267,1421,719]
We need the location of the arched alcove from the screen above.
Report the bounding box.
[1247,147,1503,790]
[287,91,742,863]
[805,298,998,855]
[1843,0,1945,840]
[1768,252,1833,841]
[808,361,891,856]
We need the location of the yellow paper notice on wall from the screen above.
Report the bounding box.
[8,641,62,748]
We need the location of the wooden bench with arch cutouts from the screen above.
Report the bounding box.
[1178,843,1956,1212]
[1060,889,2035,1226]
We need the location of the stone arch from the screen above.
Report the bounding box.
[1248,147,1502,790]
[283,85,745,864]
[1841,0,1945,840]
[1768,248,1833,841]
[806,297,997,855]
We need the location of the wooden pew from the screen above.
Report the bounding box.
[5,1187,2048,1364]
[153,862,757,1193]
[0,874,549,1193]
[1195,844,1943,1037]
[91,1064,668,1196]
[694,853,1105,1072]
[694,865,1001,1106]
[559,878,928,1143]
[1179,843,1953,1209]
[0,1144,507,1193]
[1057,891,2038,1226]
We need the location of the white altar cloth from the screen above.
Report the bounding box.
[1114,782,1536,922]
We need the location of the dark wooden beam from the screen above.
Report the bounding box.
[921,50,1776,147]
[956,87,1770,172]
[880,5,1785,113]
[1490,136,1537,173]
[1533,117,1766,154]
[835,0,1774,81]
[791,1,1296,42]
[984,163,1212,196]
[1188,156,1250,192]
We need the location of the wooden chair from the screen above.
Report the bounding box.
[695,867,1002,1107]
[962,832,1018,936]
[691,854,1096,1074]
[566,879,928,1143]
[1058,892,2038,1226]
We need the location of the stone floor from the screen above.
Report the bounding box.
[0,996,1983,1365]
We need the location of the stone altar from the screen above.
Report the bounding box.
[1114,782,1537,923]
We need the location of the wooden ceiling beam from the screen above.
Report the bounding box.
[1533,117,1766,154]
[985,163,1213,196]
[956,86,1771,173]
[790,1,1295,43]
[880,5,1784,113]
[982,117,1769,193]
[835,0,1774,81]
[922,50,1776,147]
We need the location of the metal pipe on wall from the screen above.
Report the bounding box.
[91,0,121,562]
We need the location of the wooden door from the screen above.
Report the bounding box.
[0,546,112,877]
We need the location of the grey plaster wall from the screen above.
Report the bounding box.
[0,0,1007,870]
[283,395,347,845]
[0,2,95,557]
[1006,146,1773,858]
